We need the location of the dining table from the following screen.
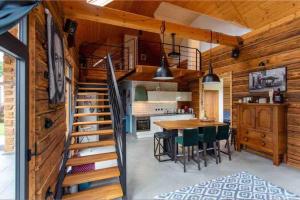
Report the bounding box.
[153,119,226,160]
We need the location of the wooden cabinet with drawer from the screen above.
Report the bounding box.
[236,103,287,165]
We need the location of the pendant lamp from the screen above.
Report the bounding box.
[202,31,220,84]
[153,21,174,80]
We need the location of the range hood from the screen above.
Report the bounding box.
[134,85,148,101]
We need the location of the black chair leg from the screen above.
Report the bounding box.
[227,139,232,160]
[158,138,161,161]
[188,146,191,161]
[192,146,194,159]
[217,141,221,163]
[183,146,186,172]
[153,137,156,157]
[196,145,200,170]
[203,143,207,167]
[213,141,218,164]
[174,142,177,163]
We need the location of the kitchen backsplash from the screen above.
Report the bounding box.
[132,102,178,115]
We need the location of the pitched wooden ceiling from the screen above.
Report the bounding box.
[71,1,300,49]
[168,1,300,29]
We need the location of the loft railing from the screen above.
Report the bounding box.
[80,42,132,71]
[80,38,201,72]
[138,39,201,71]
[105,54,127,198]
[54,87,78,200]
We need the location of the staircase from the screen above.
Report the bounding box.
[55,55,126,200]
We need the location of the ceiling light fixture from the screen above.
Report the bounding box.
[87,0,113,7]
[202,31,220,84]
[153,21,174,80]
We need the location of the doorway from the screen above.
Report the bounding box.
[204,90,219,121]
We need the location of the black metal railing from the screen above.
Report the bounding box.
[138,39,201,71]
[105,54,127,198]
[80,42,132,71]
[54,87,78,200]
[81,38,201,72]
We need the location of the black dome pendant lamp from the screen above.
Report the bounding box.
[202,31,220,84]
[153,21,174,80]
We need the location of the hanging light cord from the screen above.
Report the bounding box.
[160,21,166,42]
[160,21,166,58]
[209,30,213,73]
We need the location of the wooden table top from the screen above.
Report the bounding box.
[154,119,226,130]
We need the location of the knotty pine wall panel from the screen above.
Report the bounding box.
[28,2,78,199]
[199,16,300,169]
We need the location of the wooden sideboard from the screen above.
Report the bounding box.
[236,103,287,165]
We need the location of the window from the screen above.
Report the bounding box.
[0,17,28,200]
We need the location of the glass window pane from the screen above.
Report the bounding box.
[0,50,16,199]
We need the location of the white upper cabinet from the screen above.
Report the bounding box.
[147,91,177,101]
[147,91,191,101]
[176,92,192,101]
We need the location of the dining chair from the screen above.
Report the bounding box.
[154,132,173,162]
[216,125,231,163]
[174,128,200,172]
[198,126,218,167]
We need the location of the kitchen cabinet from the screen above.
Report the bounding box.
[147,91,176,101]
[176,92,192,101]
[147,91,191,101]
[237,103,287,165]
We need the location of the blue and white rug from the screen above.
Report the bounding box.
[154,171,300,200]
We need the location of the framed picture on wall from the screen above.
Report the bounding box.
[46,9,65,104]
[249,67,286,92]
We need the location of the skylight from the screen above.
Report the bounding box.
[87,0,113,7]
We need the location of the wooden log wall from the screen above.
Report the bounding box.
[199,14,300,169]
[221,72,232,112]
[28,2,78,199]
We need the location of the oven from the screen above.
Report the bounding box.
[136,116,150,132]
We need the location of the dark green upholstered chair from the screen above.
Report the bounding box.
[198,126,218,167]
[216,125,231,162]
[174,128,200,172]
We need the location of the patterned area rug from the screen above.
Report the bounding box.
[154,171,300,200]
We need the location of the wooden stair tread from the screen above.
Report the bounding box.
[74,112,111,117]
[62,167,120,187]
[75,105,110,109]
[76,99,109,102]
[79,88,108,91]
[69,140,115,150]
[73,120,112,126]
[62,184,123,200]
[72,129,113,137]
[77,92,108,96]
[66,152,118,167]
[78,82,107,86]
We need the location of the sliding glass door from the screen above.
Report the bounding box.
[0,17,28,200]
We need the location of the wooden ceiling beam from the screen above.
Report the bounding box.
[62,2,242,47]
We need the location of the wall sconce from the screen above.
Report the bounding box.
[44,118,54,129]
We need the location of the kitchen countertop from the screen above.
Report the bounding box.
[133,113,195,117]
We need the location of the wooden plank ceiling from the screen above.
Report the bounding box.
[70,0,300,50]
[75,1,161,48]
